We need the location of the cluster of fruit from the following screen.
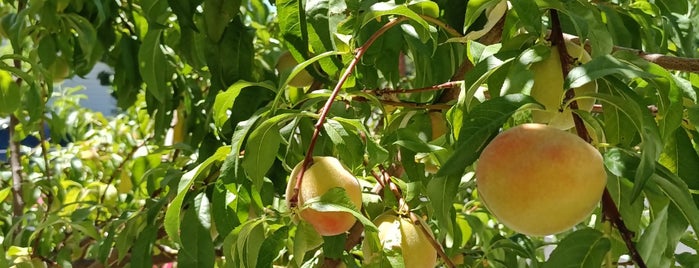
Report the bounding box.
[281,41,607,267]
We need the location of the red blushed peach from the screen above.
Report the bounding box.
[475,123,606,236]
[286,157,362,236]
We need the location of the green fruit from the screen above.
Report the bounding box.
[49,57,70,83]
[530,42,597,130]
[276,51,314,88]
[285,156,362,236]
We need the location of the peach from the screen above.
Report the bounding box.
[285,157,362,236]
[530,42,597,130]
[276,51,314,88]
[475,123,607,236]
[363,213,437,267]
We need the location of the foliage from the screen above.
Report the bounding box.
[0,0,698,267]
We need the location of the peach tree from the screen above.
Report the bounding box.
[1,0,699,267]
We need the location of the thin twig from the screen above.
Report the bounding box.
[289,17,410,209]
[379,100,452,111]
[561,33,699,73]
[602,189,645,268]
[367,81,464,96]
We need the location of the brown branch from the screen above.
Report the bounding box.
[550,10,591,144]
[367,81,463,96]
[602,189,645,268]
[289,17,410,209]
[551,9,646,268]
[379,100,452,111]
[9,0,27,217]
[9,115,24,217]
[420,15,463,38]
[562,33,699,73]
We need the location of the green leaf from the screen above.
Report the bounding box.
[213,81,276,128]
[407,1,440,18]
[242,119,282,189]
[238,219,265,267]
[464,0,503,32]
[203,0,241,42]
[256,226,289,268]
[205,17,254,91]
[437,94,539,177]
[303,187,378,233]
[138,29,169,103]
[426,175,460,247]
[212,181,241,237]
[659,128,699,190]
[168,0,201,31]
[292,221,324,267]
[0,70,20,115]
[582,91,662,201]
[566,54,657,89]
[509,0,542,36]
[362,2,430,39]
[164,146,231,244]
[637,204,669,268]
[141,0,170,25]
[129,224,157,268]
[178,196,215,268]
[323,119,364,168]
[649,170,699,238]
[322,234,346,260]
[543,229,610,268]
[277,0,308,56]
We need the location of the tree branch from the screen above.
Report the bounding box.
[289,17,410,209]
[9,115,24,217]
[562,33,699,73]
[551,9,647,268]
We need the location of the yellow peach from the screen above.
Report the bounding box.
[285,156,362,236]
[475,123,606,236]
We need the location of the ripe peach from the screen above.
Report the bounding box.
[475,123,607,236]
[530,42,597,130]
[363,213,437,268]
[285,156,362,236]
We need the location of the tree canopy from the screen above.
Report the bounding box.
[1,0,699,267]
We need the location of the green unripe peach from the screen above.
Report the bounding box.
[363,213,437,268]
[285,156,362,236]
[276,51,314,88]
[530,42,597,130]
[49,57,70,83]
[475,123,607,236]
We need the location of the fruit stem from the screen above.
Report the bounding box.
[550,9,647,268]
[290,17,409,209]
